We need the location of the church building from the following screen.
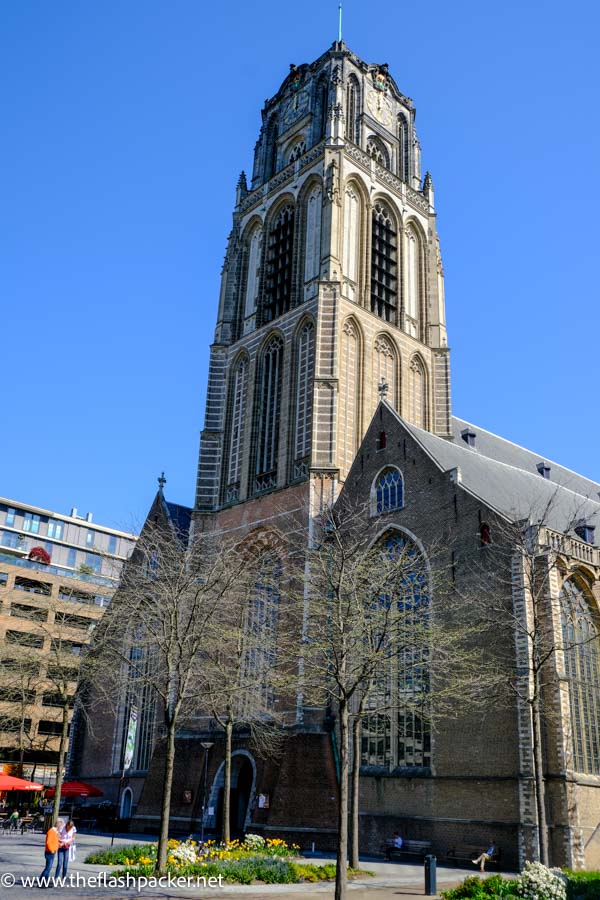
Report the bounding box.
[72,41,600,870]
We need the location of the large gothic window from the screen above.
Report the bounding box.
[244,227,262,320]
[371,202,398,322]
[561,579,600,774]
[304,185,322,290]
[372,467,404,515]
[241,554,281,713]
[339,319,360,476]
[263,204,294,323]
[345,75,360,144]
[255,336,283,493]
[361,532,430,769]
[293,321,315,479]
[226,355,248,502]
[373,335,397,411]
[343,185,360,302]
[405,225,422,338]
[409,356,427,429]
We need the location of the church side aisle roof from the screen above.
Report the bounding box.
[382,404,600,533]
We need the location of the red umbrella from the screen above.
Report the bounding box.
[0,774,43,791]
[45,781,103,799]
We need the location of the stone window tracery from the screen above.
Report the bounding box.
[561,578,600,774]
[241,554,281,713]
[346,75,360,144]
[226,356,248,500]
[343,185,360,302]
[255,336,284,493]
[374,335,397,411]
[361,532,430,770]
[372,467,404,515]
[367,137,389,168]
[371,202,398,322]
[263,204,295,324]
[244,226,262,319]
[289,140,306,164]
[294,322,315,476]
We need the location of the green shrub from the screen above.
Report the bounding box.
[564,871,600,900]
[441,874,520,900]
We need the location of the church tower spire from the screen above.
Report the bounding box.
[195,43,451,513]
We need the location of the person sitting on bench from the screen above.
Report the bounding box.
[384,832,403,859]
[472,841,496,872]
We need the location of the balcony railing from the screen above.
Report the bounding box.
[0,552,117,587]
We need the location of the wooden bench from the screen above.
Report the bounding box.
[383,839,432,861]
[446,843,501,869]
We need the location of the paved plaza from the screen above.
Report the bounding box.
[0,830,489,899]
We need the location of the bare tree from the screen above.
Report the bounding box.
[198,544,292,843]
[299,501,485,900]
[85,520,258,874]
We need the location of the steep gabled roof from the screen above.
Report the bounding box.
[379,404,600,534]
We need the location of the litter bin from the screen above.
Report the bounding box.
[43,813,53,832]
[424,854,437,896]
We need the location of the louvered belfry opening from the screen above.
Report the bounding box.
[371,202,397,322]
[264,204,294,323]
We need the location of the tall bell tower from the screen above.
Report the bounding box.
[195,41,451,517]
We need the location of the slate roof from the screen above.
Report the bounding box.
[384,404,600,535]
[165,501,192,541]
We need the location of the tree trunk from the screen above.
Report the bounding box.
[222,720,233,844]
[51,703,70,825]
[350,716,361,869]
[156,719,177,873]
[531,696,549,865]
[335,703,349,900]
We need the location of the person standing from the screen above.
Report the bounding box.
[55,819,77,878]
[40,819,62,883]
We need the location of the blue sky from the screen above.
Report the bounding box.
[1,1,599,531]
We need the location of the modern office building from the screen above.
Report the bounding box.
[0,496,136,783]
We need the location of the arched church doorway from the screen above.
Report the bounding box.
[120,787,133,819]
[208,752,255,838]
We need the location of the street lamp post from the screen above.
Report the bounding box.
[200,742,213,844]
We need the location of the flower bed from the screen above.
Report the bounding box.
[85,836,371,885]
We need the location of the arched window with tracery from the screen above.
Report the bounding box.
[226,355,248,502]
[371,201,398,322]
[398,115,410,182]
[241,554,281,713]
[343,184,360,302]
[409,356,427,429]
[294,321,315,479]
[373,335,397,411]
[367,137,389,168]
[263,204,294,324]
[255,336,284,493]
[339,319,360,475]
[405,225,422,338]
[561,579,600,774]
[289,140,306,164]
[346,75,360,144]
[304,185,322,290]
[316,76,329,140]
[244,226,262,320]
[372,467,404,516]
[361,531,430,769]
[264,116,278,181]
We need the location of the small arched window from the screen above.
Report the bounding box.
[289,140,306,164]
[367,137,389,168]
[373,467,404,515]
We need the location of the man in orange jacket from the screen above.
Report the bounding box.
[40,818,63,883]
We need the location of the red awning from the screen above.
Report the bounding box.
[45,781,103,799]
[0,774,43,791]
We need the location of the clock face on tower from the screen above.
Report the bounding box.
[282,91,309,127]
[366,89,393,126]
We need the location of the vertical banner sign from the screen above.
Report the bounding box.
[123,706,138,771]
